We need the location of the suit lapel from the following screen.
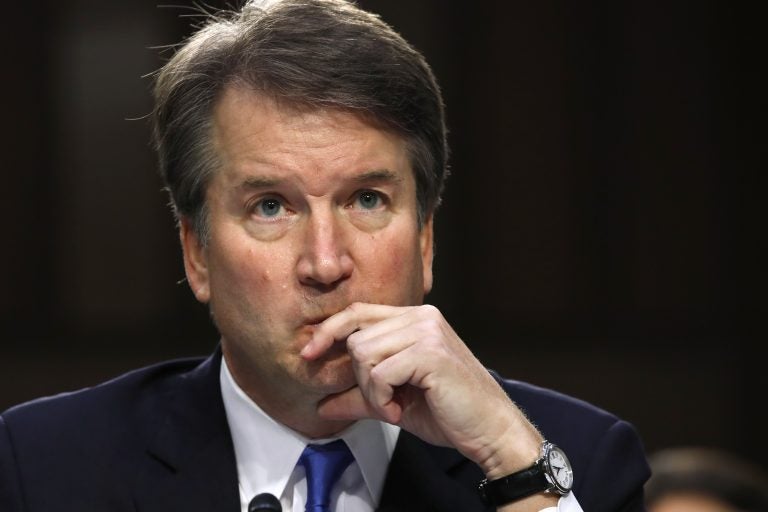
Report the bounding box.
[132,351,241,512]
[378,431,490,512]
[126,350,490,512]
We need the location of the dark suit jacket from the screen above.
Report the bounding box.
[0,351,650,511]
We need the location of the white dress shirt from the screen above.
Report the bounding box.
[220,359,582,512]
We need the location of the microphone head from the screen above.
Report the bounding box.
[248,492,282,512]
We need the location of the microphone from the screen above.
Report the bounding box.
[248,492,282,512]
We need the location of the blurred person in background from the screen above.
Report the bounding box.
[645,446,768,512]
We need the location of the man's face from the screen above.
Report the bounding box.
[181,86,433,406]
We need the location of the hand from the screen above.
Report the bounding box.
[301,303,543,477]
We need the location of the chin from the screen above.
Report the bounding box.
[302,353,356,394]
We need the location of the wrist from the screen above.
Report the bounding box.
[479,423,544,480]
[478,441,574,508]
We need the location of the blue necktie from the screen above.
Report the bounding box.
[298,439,354,512]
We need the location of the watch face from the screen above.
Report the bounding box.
[546,445,573,491]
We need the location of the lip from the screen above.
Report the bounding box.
[302,314,333,327]
[301,303,354,328]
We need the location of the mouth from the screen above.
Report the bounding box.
[302,314,333,328]
[302,304,351,327]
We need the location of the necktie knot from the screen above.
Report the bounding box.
[299,439,354,512]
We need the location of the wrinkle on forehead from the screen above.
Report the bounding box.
[214,84,378,149]
[210,85,413,198]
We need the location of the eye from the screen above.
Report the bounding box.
[354,190,383,210]
[253,197,286,218]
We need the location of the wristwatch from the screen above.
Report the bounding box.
[478,441,573,506]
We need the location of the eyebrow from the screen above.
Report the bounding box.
[236,169,402,190]
[237,175,281,190]
[353,169,403,184]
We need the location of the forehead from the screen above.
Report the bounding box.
[209,86,414,192]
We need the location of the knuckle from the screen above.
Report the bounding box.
[421,334,450,358]
[345,332,365,357]
[347,333,379,368]
[368,364,387,385]
[418,304,440,318]
[346,302,363,314]
[415,317,444,343]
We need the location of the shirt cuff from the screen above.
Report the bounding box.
[539,491,583,512]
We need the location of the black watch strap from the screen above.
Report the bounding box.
[478,461,550,506]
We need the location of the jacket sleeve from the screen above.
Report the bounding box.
[0,415,24,512]
[576,418,649,512]
[493,374,650,512]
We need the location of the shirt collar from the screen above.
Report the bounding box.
[220,357,400,504]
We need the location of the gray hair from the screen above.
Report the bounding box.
[152,0,449,242]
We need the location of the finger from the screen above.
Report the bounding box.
[346,316,426,369]
[345,308,458,404]
[347,324,422,408]
[301,302,411,359]
[364,344,426,415]
[321,340,430,425]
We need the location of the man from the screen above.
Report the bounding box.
[645,447,768,512]
[0,1,650,511]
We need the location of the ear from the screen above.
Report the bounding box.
[420,214,434,295]
[179,217,211,303]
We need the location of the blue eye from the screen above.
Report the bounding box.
[255,198,284,217]
[356,190,382,210]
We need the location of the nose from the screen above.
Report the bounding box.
[296,210,353,289]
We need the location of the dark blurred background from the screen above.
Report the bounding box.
[2,1,765,469]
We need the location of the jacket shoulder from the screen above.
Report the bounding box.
[2,356,205,426]
[1,357,207,480]
[497,376,621,429]
[0,356,214,511]
[495,374,651,512]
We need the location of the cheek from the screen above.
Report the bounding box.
[246,253,296,303]
[358,232,423,297]
[211,241,290,299]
